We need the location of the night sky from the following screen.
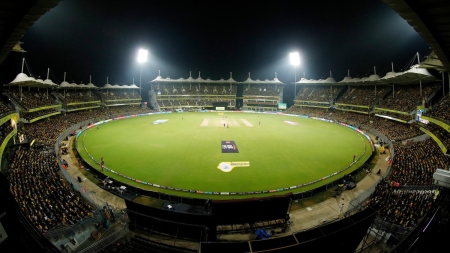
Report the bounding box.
[2,0,429,101]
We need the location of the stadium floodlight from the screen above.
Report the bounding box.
[137,49,148,63]
[289,52,300,67]
[137,49,148,97]
[290,52,300,100]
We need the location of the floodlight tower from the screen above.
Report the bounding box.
[137,49,148,97]
[290,52,300,101]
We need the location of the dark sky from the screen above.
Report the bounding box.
[5,0,429,93]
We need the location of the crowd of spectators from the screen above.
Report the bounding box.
[337,86,389,106]
[105,105,151,117]
[367,118,422,141]
[294,86,342,102]
[154,84,237,96]
[0,123,14,144]
[66,104,100,111]
[427,94,450,121]
[243,84,280,96]
[22,109,60,121]
[0,101,14,116]
[6,90,59,110]
[425,123,450,150]
[8,147,94,233]
[377,84,439,113]
[285,106,330,118]
[286,106,423,141]
[390,139,450,185]
[54,90,101,104]
[158,97,235,108]
[334,105,370,113]
[19,106,151,146]
[366,179,436,227]
[99,89,141,101]
[328,110,370,125]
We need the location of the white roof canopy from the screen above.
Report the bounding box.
[5,73,55,88]
[336,65,437,85]
[150,71,253,84]
[100,83,139,89]
[238,72,284,85]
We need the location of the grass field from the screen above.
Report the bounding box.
[76,112,372,199]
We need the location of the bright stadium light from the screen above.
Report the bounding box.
[290,52,300,101]
[290,52,300,67]
[137,49,148,97]
[137,49,148,63]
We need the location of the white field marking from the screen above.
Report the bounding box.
[200,119,209,127]
[241,119,253,127]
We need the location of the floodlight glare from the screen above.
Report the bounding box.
[290,52,300,66]
[137,49,148,63]
[137,49,148,97]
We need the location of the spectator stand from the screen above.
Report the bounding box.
[425,94,450,122]
[55,80,102,112]
[374,73,439,121]
[292,75,341,111]
[420,123,450,154]
[0,98,15,118]
[2,106,151,251]
[150,71,238,111]
[240,72,284,111]
[335,85,391,114]
[100,81,142,107]
[0,112,18,170]
[285,106,330,118]
[331,64,440,123]
[283,107,447,252]
[420,115,450,155]
[4,72,61,118]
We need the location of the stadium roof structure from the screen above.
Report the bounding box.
[56,77,98,89]
[338,65,438,85]
[419,51,446,72]
[295,65,438,86]
[294,71,342,85]
[383,0,450,73]
[150,71,239,84]
[100,83,139,89]
[0,0,62,65]
[5,72,57,88]
[240,72,285,85]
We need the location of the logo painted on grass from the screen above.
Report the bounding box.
[221,141,239,153]
[217,161,250,172]
[152,119,168,124]
[283,120,299,126]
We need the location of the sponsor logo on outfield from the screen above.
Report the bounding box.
[152,119,169,124]
[283,120,299,125]
[221,140,239,153]
[217,161,250,172]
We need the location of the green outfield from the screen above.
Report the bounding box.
[76,112,372,199]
